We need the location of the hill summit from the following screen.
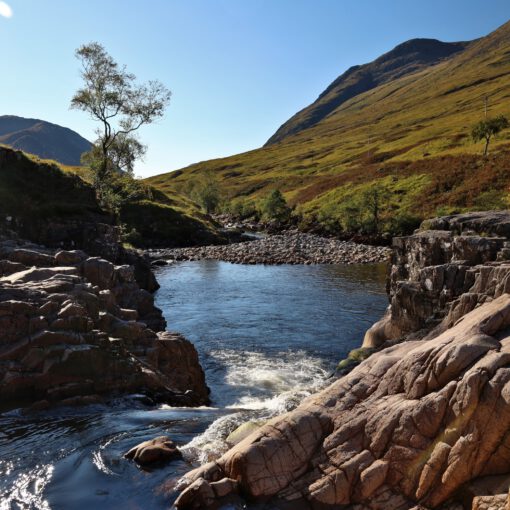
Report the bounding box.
[265,38,471,145]
[0,115,91,166]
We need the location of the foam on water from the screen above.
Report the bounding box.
[180,348,331,464]
[216,349,329,395]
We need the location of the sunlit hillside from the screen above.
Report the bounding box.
[147,20,510,231]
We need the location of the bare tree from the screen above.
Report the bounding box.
[71,42,171,207]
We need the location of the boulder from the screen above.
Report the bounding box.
[175,296,510,509]
[147,332,209,403]
[55,250,87,266]
[82,257,114,289]
[125,436,182,466]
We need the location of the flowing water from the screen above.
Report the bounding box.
[0,261,388,509]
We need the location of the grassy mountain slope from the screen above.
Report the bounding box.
[0,115,92,166]
[0,146,222,248]
[265,38,471,146]
[147,20,510,232]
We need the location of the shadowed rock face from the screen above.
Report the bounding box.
[0,233,209,410]
[174,211,510,509]
[364,212,510,349]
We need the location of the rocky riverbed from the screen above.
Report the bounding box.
[148,231,391,265]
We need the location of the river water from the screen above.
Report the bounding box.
[0,261,388,510]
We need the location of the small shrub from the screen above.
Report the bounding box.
[387,213,422,236]
[122,227,143,246]
[225,198,259,220]
[188,172,221,214]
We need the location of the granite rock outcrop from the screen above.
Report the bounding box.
[175,211,510,510]
[0,233,209,411]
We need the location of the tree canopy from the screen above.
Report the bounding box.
[471,115,509,156]
[261,189,291,222]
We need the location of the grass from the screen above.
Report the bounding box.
[146,20,510,231]
[0,145,222,248]
[0,146,104,220]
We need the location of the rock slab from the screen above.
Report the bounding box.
[0,234,209,410]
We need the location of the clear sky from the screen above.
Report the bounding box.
[0,0,509,177]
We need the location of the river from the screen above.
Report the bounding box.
[0,261,388,510]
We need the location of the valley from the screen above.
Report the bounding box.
[2,8,510,510]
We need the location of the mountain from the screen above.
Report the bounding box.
[147,20,510,234]
[265,38,471,146]
[0,115,92,166]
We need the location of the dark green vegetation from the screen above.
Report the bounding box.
[118,189,223,248]
[147,20,510,236]
[337,347,375,372]
[261,189,291,221]
[0,146,221,248]
[0,147,102,220]
[0,115,92,166]
[186,171,222,214]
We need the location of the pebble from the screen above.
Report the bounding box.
[148,232,391,265]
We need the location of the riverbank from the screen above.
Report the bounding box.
[174,211,510,510]
[0,254,388,509]
[148,231,391,265]
[0,230,209,411]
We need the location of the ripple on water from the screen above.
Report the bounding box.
[0,463,53,510]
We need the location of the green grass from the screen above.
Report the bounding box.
[0,146,223,248]
[146,21,510,231]
[0,146,104,220]
[120,199,223,248]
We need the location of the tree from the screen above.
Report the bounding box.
[225,197,258,220]
[261,189,291,222]
[471,115,509,156]
[190,172,221,214]
[360,183,390,234]
[71,42,171,209]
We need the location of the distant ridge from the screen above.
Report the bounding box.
[0,115,92,166]
[265,38,471,146]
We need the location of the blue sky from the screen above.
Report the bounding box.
[0,0,509,177]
